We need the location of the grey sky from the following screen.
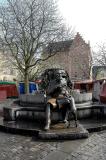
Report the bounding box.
[58,0,106,48]
[1,0,106,48]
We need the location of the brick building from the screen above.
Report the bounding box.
[43,33,92,80]
[0,51,17,81]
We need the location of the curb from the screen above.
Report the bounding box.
[0,118,89,140]
[38,128,89,140]
[87,125,106,133]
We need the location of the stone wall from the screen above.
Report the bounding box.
[42,33,91,80]
[67,33,91,80]
[0,51,17,81]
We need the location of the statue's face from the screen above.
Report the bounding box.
[55,70,67,86]
[46,69,68,87]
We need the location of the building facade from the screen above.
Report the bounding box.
[0,51,17,81]
[43,33,92,80]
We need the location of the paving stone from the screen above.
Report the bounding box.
[0,99,106,159]
[0,131,106,160]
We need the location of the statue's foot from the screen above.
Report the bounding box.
[63,120,70,128]
[75,121,78,127]
[64,120,69,125]
[44,126,49,131]
[63,119,68,123]
[44,123,50,131]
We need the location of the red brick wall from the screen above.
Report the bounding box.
[67,33,91,80]
[43,33,91,80]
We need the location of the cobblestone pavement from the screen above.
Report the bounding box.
[0,99,106,160]
[66,132,106,160]
[0,131,106,160]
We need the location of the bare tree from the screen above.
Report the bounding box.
[93,43,106,66]
[92,43,106,79]
[0,0,73,93]
[0,50,15,79]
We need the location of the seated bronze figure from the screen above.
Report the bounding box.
[40,68,77,130]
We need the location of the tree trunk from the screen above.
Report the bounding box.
[24,70,29,94]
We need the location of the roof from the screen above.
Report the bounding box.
[0,81,16,85]
[74,80,94,84]
[44,32,88,54]
[45,40,73,53]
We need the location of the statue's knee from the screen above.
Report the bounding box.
[46,103,52,111]
[71,97,75,104]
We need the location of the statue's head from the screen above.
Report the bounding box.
[40,68,72,91]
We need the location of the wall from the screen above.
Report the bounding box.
[42,33,91,80]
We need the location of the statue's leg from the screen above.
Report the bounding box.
[72,111,77,127]
[62,107,67,122]
[69,97,78,127]
[61,103,69,128]
[65,110,70,128]
[44,103,51,130]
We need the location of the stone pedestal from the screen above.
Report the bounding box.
[72,90,92,103]
[3,107,19,121]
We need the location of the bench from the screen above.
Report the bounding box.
[76,103,106,119]
[3,92,47,121]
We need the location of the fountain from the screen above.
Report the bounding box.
[1,68,98,139]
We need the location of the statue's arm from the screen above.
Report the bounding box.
[67,79,73,89]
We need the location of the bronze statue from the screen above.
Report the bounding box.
[40,68,77,130]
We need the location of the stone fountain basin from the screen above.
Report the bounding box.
[72,90,92,103]
[3,92,106,122]
[2,93,106,140]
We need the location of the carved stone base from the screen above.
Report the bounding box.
[0,117,89,140]
[38,122,89,140]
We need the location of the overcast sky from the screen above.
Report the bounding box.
[0,0,106,49]
[58,0,106,49]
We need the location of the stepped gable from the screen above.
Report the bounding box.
[72,32,89,46]
[45,32,89,54]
